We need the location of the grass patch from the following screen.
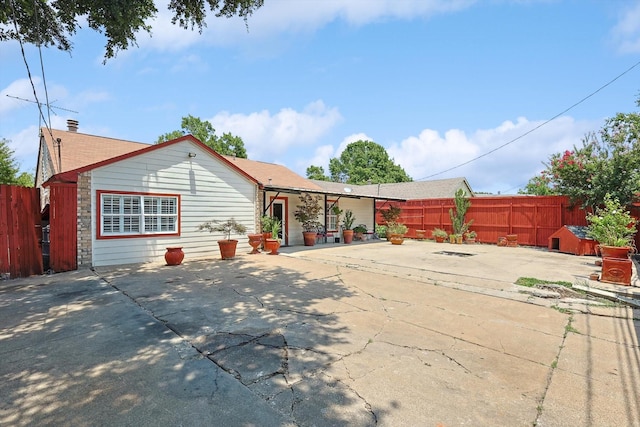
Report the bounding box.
[516,277,573,289]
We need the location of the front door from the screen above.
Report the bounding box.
[272,199,287,245]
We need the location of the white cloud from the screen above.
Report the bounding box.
[135,0,477,53]
[209,100,342,158]
[387,116,602,194]
[611,2,640,53]
[1,78,42,115]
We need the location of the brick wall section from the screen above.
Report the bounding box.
[77,172,92,267]
[256,189,264,233]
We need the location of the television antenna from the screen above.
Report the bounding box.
[6,94,79,116]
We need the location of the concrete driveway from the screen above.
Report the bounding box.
[1,240,639,426]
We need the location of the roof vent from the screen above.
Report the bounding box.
[67,119,79,132]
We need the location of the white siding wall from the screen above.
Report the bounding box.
[90,140,256,266]
[337,198,375,232]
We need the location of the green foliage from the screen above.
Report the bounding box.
[1,0,264,62]
[448,189,473,235]
[293,193,323,232]
[379,205,402,227]
[260,215,274,232]
[375,224,387,237]
[515,277,574,289]
[353,224,367,233]
[320,140,411,184]
[387,223,408,235]
[432,228,448,238]
[0,138,31,186]
[586,194,637,247]
[198,218,247,241]
[270,217,282,241]
[523,96,640,208]
[306,165,329,181]
[157,115,247,158]
[342,210,355,230]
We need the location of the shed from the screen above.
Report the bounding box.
[548,225,597,256]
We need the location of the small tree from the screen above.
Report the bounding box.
[198,218,247,241]
[379,205,402,227]
[293,193,323,232]
[449,189,473,236]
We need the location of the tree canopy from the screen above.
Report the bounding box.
[0,138,34,186]
[157,115,247,158]
[307,140,412,184]
[1,0,264,61]
[519,95,640,208]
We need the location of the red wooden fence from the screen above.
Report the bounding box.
[49,183,77,272]
[0,185,43,278]
[377,195,590,247]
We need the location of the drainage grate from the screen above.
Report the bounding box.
[435,251,475,257]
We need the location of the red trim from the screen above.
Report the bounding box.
[96,190,181,240]
[44,135,259,186]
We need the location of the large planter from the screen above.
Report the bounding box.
[506,234,518,247]
[389,233,404,245]
[247,234,262,254]
[598,245,630,260]
[303,231,317,246]
[415,229,426,240]
[165,247,184,266]
[435,235,446,243]
[265,238,280,255]
[343,230,354,244]
[218,240,239,260]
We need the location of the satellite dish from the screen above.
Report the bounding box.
[344,187,352,193]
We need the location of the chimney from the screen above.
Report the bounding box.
[67,119,79,132]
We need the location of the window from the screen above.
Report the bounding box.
[99,192,179,238]
[327,202,338,231]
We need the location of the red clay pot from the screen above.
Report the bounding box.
[218,240,239,260]
[165,247,184,266]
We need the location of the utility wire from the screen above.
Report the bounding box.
[416,59,640,182]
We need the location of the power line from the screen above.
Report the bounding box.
[416,59,640,182]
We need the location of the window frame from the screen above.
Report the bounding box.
[327,199,339,231]
[97,190,181,239]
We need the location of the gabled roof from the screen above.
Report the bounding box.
[39,127,148,175]
[44,135,258,186]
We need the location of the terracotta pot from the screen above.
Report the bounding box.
[343,230,354,244]
[599,245,630,260]
[303,231,317,246]
[218,240,239,260]
[415,230,426,240]
[497,237,507,247]
[506,234,518,247]
[247,234,262,254]
[265,238,280,255]
[164,247,184,266]
[435,236,446,243]
[261,232,272,249]
[389,233,404,245]
[600,257,632,285]
[355,232,364,241]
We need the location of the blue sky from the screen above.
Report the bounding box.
[2,0,640,194]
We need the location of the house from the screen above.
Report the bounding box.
[43,134,259,269]
[37,121,404,270]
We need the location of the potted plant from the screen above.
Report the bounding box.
[432,228,448,243]
[198,218,247,260]
[464,230,477,244]
[449,189,473,242]
[387,223,408,245]
[379,205,402,240]
[265,217,282,255]
[375,224,387,240]
[342,210,355,244]
[587,194,637,259]
[294,193,323,246]
[353,224,367,241]
[260,215,274,249]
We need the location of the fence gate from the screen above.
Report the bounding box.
[0,185,43,278]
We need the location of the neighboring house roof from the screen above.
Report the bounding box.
[312,177,473,200]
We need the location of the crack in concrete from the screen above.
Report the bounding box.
[534,313,572,426]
